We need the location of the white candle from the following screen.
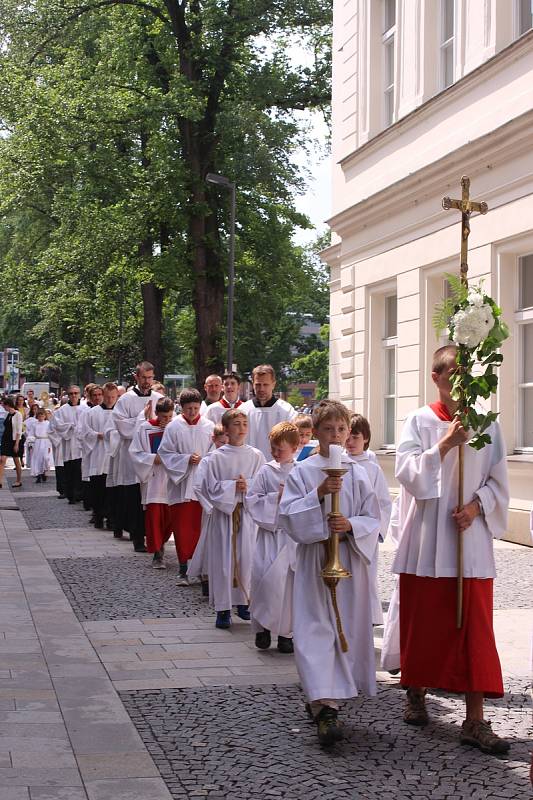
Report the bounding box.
[329,444,343,469]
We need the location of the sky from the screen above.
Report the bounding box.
[292,111,331,246]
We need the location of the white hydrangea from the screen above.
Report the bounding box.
[467,288,485,308]
[451,302,495,349]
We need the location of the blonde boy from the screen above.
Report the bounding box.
[246,421,299,653]
[294,413,316,461]
[279,400,380,747]
[202,409,265,628]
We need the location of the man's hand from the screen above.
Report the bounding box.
[154,454,162,465]
[97,433,104,440]
[439,418,468,460]
[236,474,247,493]
[189,453,201,466]
[328,514,352,534]
[452,499,481,532]
[317,475,343,500]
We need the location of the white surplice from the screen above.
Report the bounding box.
[240,398,297,459]
[107,389,162,488]
[381,495,401,671]
[130,419,173,506]
[246,460,297,637]
[47,412,64,469]
[204,399,244,426]
[392,406,509,579]
[278,453,381,701]
[84,405,116,477]
[188,452,216,578]
[158,415,214,505]
[202,444,266,611]
[346,452,392,624]
[51,402,87,463]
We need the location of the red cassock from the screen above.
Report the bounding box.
[170,500,203,563]
[145,504,173,553]
[399,400,504,698]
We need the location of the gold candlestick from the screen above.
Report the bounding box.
[321,467,351,652]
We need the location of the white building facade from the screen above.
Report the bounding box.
[323,0,533,545]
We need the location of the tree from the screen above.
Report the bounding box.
[0,0,331,386]
[290,323,329,400]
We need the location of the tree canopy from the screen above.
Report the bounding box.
[0,0,331,387]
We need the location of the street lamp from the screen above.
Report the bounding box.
[205,172,236,372]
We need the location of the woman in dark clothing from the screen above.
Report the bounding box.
[0,397,23,487]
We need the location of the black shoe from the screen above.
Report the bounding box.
[94,518,104,530]
[83,503,91,511]
[134,544,147,553]
[113,530,123,539]
[89,514,96,523]
[58,493,66,499]
[255,629,271,650]
[106,519,113,530]
[316,706,344,747]
[201,580,209,597]
[277,636,294,654]
[179,562,188,578]
[42,474,47,482]
[236,604,250,621]
[68,499,76,504]
[215,610,231,629]
[36,476,42,484]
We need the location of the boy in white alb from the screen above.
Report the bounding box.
[202,409,265,629]
[158,388,214,583]
[30,409,51,483]
[188,423,229,595]
[345,413,392,624]
[393,345,510,755]
[204,372,243,426]
[130,397,175,568]
[240,364,296,459]
[246,421,299,654]
[85,383,119,531]
[279,400,380,747]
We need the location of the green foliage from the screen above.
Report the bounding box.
[290,323,329,400]
[432,273,468,335]
[287,388,306,408]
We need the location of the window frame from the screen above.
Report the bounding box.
[440,0,455,89]
[516,0,533,37]
[515,254,533,451]
[382,292,398,449]
[382,0,396,127]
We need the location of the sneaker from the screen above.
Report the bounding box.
[152,551,166,570]
[176,575,189,586]
[215,610,231,629]
[236,604,250,621]
[277,636,294,654]
[255,629,271,650]
[315,706,344,746]
[201,579,209,597]
[403,688,428,726]
[460,718,510,755]
[187,575,201,586]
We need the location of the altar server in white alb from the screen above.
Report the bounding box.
[345,413,392,624]
[204,372,243,425]
[202,409,265,629]
[108,362,162,552]
[51,385,87,504]
[279,400,380,748]
[47,399,66,498]
[84,383,119,531]
[393,344,510,755]
[246,421,299,654]
[158,388,214,583]
[130,397,175,569]
[240,364,297,459]
[78,385,103,512]
[30,408,51,483]
[188,423,229,596]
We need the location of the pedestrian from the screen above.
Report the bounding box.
[0,396,24,488]
[204,371,243,425]
[393,344,510,755]
[202,408,265,629]
[14,394,28,467]
[240,364,297,459]
[246,421,300,654]
[200,374,223,413]
[158,388,214,584]
[279,399,381,747]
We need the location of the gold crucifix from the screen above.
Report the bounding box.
[441,176,488,629]
[442,176,488,286]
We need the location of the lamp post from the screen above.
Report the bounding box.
[205,172,236,372]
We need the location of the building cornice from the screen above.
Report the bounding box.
[327,108,533,243]
[338,29,533,173]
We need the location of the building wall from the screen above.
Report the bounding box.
[324,2,533,545]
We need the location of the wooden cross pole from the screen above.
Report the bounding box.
[442,176,488,628]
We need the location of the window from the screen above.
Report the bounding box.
[383,294,397,446]
[518,0,533,35]
[383,0,396,126]
[517,255,533,448]
[440,0,455,89]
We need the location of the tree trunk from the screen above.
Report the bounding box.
[80,361,95,385]
[141,281,165,380]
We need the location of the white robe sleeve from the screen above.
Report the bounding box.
[113,398,140,441]
[193,458,212,514]
[203,460,239,515]
[158,424,193,486]
[345,472,381,565]
[129,427,157,485]
[473,424,509,540]
[245,470,280,531]
[395,413,443,499]
[373,467,393,542]
[278,470,328,545]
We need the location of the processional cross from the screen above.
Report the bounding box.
[442,176,488,628]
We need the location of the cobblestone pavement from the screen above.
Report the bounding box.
[49,556,211,619]
[119,681,531,800]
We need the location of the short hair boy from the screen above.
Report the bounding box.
[294,413,316,461]
[279,399,380,746]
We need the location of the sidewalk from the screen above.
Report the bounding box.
[0,473,531,799]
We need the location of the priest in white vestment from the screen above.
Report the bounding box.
[240,364,296,459]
